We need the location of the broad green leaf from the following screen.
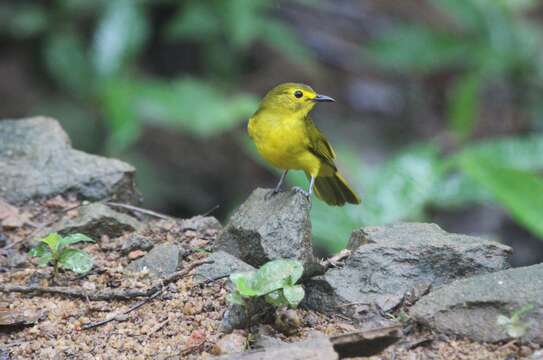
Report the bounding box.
[226,291,245,306]
[507,323,528,338]
[28,242,50,258]
[41,233,62,254]
[252,259,304,295]
[366,25,471,72]
[496,314,511,326]
[165,2,220,41]
[429,172,492,208]
[360,145,442,225]
[282,285,305,308]
[448,73,481,141]
[456,135,543,171]
[45,32,92,97]
[0,3,48,38]
[265,290,289,307]
[230,271,258,297]
[59,233,94,248]
[59,248,93,274]
[460,155,543,238]
[92,0,149,76]
[37,253,54,267]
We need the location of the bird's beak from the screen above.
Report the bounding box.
[311,94,335,103]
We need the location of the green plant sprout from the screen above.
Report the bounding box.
[496,304,534,338]
[227,259,305,309]
[28,233,95,276]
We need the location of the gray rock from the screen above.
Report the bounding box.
[180,215,222,232]
[47,203,141,239]
[121,234,154,254]
[411,263,543,343]
[218,332,338,360]
[193,251,254,283]
[304,223,511,319]
[220,304,248,334]
[0,117,139,204]
[126,243,183,278]
[215,188,323,276]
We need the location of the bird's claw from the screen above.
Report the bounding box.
[291,186,310,199]
[265,189,280,200]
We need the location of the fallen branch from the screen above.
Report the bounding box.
[106,202,173,221]
[81,288,165,330]
[0,259,213,301]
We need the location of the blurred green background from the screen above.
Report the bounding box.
[2,0,543,265]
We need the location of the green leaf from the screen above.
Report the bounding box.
[226,291,245,306]
[28,242,50,258]
[164,2,220,41]
[282,285,305,308]
[230,271,258,297]
[37,253,54,267]
[448,73,481,141]
[459,155,543,238]
[456,135,543,171]
[366,25,472,72]
[40,233,62,255]
[0,3,48,39]
[360,145,443,225]
[92,0,149,76]
[265,290,289,307]
[252,259,304,295]
[59,249,93,274]
[44,32,93,97]
[59,233,94,248]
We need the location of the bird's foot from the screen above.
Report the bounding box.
[291,186,310,199]
[265,189,281,200]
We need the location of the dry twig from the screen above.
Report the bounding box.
[106,202,172,220]
[0,259,213,301]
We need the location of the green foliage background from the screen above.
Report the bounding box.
[2,0,543,257]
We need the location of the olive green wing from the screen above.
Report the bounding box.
[304,115,337,172]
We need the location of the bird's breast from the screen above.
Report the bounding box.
[249,114,317,171]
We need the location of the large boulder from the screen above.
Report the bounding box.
[411,263,543,343]
[0,117,139,204]
[215,188,323,276]
[304,223,511,318]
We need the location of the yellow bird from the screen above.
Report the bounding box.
[248,83,361,206]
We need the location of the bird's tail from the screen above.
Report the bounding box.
[310,172,361,206]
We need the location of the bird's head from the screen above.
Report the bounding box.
[259,82,335,115]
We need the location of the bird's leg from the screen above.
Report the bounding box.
[265,170,289,200]
[292,176,315,200]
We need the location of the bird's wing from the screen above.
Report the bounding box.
[305,115,337,170]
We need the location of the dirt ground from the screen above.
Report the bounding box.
[0,196,540,359]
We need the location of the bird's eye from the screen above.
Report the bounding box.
[294,90,303,98]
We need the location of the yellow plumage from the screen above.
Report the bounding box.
[248,83,361,206]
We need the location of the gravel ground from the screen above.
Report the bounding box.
[0,196,540,359]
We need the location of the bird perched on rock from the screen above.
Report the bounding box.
[248,83,361,206]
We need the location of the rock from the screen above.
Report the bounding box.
[214,332,247,355]
[180,215,222,232]
[217,332,338,360]
[0,117,139,204]
[411,263,543,343]
[220,304,248,334]
[329,326,402,358]
[0,233,6,247]
[215,188,323,276]
[193,251,255,283]
[126,243,184,278]
[46,203,141,239]
[121,234,154,254]
[304,223,511,319]
[253,325,286,349]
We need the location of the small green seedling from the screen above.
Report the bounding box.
[227,259,305,308]
[497,304,534,338]
[28,233,95,276]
